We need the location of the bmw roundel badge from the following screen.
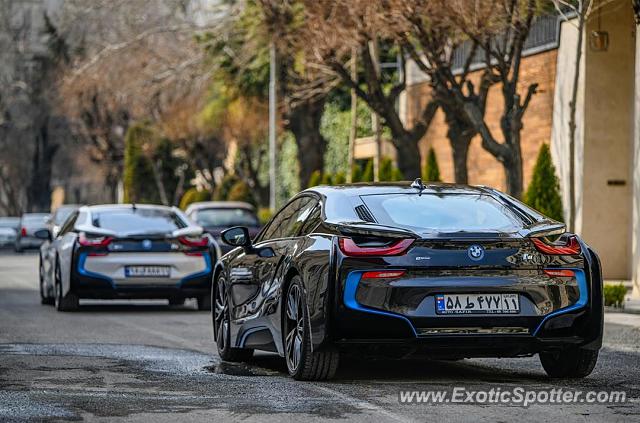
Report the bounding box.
[142,239,152,250]
[467,244,484,261]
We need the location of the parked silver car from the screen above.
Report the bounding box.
[15,213,50,252]
[37,204,220,311]
[0,217,19,248]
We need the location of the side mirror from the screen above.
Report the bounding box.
[221,226,251,248]
[34,228,52,241]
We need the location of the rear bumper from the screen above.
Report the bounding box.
[72,252,212,299]
[331,268,600,356]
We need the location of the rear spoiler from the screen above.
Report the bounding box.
[522,222,566,238]
[324,220,418,239]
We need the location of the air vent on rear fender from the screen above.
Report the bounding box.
[355,205,376,223]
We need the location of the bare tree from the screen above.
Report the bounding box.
[438,0,539,198]
[0,0,69,213]
[55,0,224,200]
[300,0,438,179]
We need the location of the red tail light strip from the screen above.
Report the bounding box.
[339,238,414,257]
[78,232,113,247]
[178,236,209,248]
[531,236,581,255]
[361,270,406,280]
[544,269,575,278]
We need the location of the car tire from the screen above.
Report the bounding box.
[39,257,54,305]
[539,348,599,378]
[284,275,339,381]
[197,293,212,311]
[213,276,253,362]
[54,260,78,312]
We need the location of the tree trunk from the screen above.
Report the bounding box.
[393,136,422,180]
[504,128,524,199]
[27,119,58,212]
[443,108,474,184]
[568,2,588,231]
[287,97,327,189]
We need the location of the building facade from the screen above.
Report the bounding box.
[397,0,640,293]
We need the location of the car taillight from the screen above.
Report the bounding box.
[178,236,209,248]
[361,270,406,280]
[531,236,581,255]
[78,232,113,247]
[338,238,414,257]
[21,227,26,237]
[544,269,575,278]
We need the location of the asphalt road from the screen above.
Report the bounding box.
[1,252,639,422]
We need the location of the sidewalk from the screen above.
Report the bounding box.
[604,311,640,329]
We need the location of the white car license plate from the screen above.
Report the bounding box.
[436,293,520,315]
[125,266,171,278]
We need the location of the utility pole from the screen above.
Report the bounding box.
[269,40,277,211]
[347,47,357,183]
[368,39,381,182]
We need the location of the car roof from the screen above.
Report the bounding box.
[80,204,176,213]
[185,201,256,213]
[304,182,490,198]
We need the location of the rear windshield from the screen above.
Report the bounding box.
[92,209,186,234]
[23,214,49,223]
[195,208,259,227]
[360,193,523,233]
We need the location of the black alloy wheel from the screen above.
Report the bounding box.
[284,275,339,380]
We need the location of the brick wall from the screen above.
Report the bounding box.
[404,49,558,192]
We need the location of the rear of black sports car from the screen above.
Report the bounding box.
[328,185,603,378]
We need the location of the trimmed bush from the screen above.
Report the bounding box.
[524,144,563,222]
[361,159,374,182]
[422,147,441,182]
[379,157,404,181]
[257,207,273,225]
[351,164,363,183]
[214,174,240,201]
[227,180,256,206]
[333,171,346,185]
[604,283,627,308]
[320,173,333,186]
[123,123,157,203]
[179,188,211,210]
[308,170,322,187]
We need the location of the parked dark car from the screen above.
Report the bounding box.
[15,213,50,253]
[185,201,261,255]
[213,180,603,381]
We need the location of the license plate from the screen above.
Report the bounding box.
[436,293,520,315]
[125,266,170,278]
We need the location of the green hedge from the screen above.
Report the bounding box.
[604,284,626,308]
[179,188,211,210]
[524,144,563,221]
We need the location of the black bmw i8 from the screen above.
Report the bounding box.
[213,180,603,381]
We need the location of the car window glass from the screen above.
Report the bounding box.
[58,212,79,236]
[299,204,322,235]
[360,193,523,233]
[91,209,186,234]
[195,208,259,227]
[259,196,317,241]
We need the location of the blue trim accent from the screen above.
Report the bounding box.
[77,252,115,287]
[344,271,418,336]
[179,253,212,286]
[532,269,588,336]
